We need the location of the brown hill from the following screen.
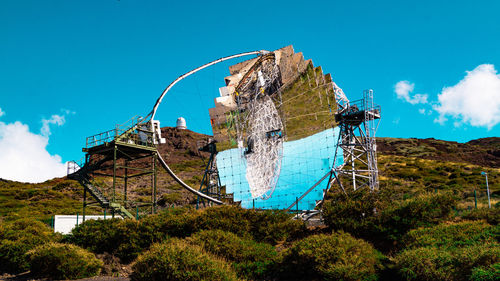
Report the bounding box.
[1,130,498,221]
[377,137,500,168]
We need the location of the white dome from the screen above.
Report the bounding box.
[176,117,187,130]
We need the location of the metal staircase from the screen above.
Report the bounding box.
[67,161,135,219]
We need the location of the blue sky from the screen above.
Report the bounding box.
[1,0,499,182]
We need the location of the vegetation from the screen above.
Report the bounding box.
[193,205,307,244]
[401,221,499,250]
[394,243,499,281]
[323,189,458,246]
[394,220,499,281]
[280,231,383,281]
[68,218,164,262]
[0,135,498,280]
[189,229,278,279]
[131,239,239,281]
[0,178,85,222]
[28,242,102,279]
[461,207,500,225]
[0,218,61,273]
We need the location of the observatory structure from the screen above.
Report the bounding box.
[68,46,381,219]
[176,117,187,130]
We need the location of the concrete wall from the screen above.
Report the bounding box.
[54,215,122,234]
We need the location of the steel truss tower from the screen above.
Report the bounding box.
[334,89,381,191]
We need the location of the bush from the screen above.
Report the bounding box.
[69,218,163,263]
[68,218,123,254]
[194,205,306,244]
[141,207,197,238]
[323,191,458,245]
[402,221,499,250]
[131,239,239,281]
[461,207,500,225]
[28,242,102,279]
[189,229,278,279]
[68,206,303,262]
[280,231,383,281]
[0,219,60,273]
[469,263,500,281]
[374,192,457,242]
[323,189,382,235]
[395,243,499,281]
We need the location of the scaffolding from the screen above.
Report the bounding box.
[68,116,158,220]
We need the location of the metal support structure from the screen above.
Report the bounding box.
[481,171,491,208]
[333,89,381,191]
[196,140,222,208]
[69,121,159,220]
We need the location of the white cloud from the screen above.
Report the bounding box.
[41,114,66,137]
[0,110,69,183]
[434,64,500,129]
[0,107,4,117]
[418,108,426,115]
[395,80,428,105]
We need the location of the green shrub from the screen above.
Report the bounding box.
[248,208,307,244]
[140,206,197,238]
[374,192,457,242]
[402,221,499,250]
[189,229,278,279]
[69,206,303,263]
[194,205,306,244]
[0,219,60,273]
[280,231,383,281]
[131,239,239,281]
[461,207,500,225]
[322,189,383,235]
[69,218,163,262]
[395,243,499,281]
[324,191,458,245]
[68,218,122,254]
[469,263,500,281]
[28,242,102,279]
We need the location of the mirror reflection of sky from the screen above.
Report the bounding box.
[218,128,343,210]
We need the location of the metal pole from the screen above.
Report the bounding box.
[153,152,157,214]
[83,188,86,223]
[485,173,491,208]
[76,213,79,226]
[124,160,128,205]
[474,189,477,209]
[113,145,117,203]
[482,172,491,208]
[296,197,299,218]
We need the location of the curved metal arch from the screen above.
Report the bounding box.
[144,50,270,122]
[145,50,270,205]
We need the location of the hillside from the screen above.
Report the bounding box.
[1,131,499,281]
[378,137,500,168]
[0,130,498,222]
